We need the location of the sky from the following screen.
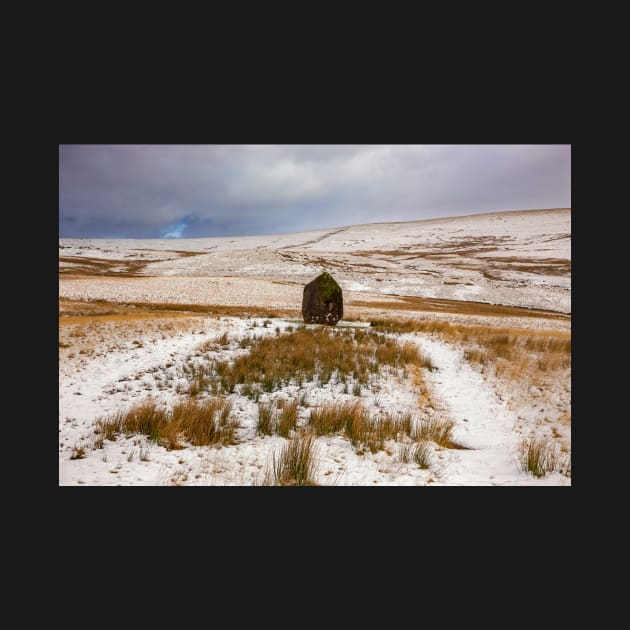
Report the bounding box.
[59,145,571,239]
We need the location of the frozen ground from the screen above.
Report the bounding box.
[59,208,571,486]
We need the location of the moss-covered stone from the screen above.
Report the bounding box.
[302,272,343,325]
[317,272,342,302]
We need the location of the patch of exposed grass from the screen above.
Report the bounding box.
[413,417,456,448]
[196,333,230,352]
[370,318,455,336]
[309,401,361,436]
[398,440,432,469]
[309,402,414,454]
[242,382,261,401]
[212,326,427,395]
[187,366,211,396]
[463,328,571,381]
[139,444,150,461]
[398,442,414,463]
[257,401,276,436]
[518,437,570,478]
[70,445,86,460]
[464,348,488,365]
[412,441,432,468]
[59,297,298,321]
[265,433,318,486]
[277,399,299,437]
[356,295,570,320]
[171,399,236,447]
[370,317,570,384]
[95,398,237,450]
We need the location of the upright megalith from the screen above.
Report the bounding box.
[302,272,343,325]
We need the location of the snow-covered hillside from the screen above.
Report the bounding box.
[60,208,571,313]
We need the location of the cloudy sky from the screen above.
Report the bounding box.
[59,145,570,239]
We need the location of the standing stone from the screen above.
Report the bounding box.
[302,272,343,325]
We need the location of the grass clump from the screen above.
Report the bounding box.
[412,441,432,468]
[95,398,237,450]
[242,382,261,401]
[265,433,318,486]
[518,437,570,478]
[277,399,299,437]
[309,401,361,436]
[351,412,412,453]
[70,445,86,460]
[257,402,276,436]
[413,417,456,448]
[464,348,488,365]
[171,399,236,447]
[257,398,300,437]
[398,440,432,469]
[309,402,413,454]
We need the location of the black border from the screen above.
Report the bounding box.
[52,95,574,558]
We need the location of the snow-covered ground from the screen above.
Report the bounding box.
[60,208,570,313]
[59,316,569,486]
[59,208,571,486]
[59,317,428,485]
[413,336,568,485]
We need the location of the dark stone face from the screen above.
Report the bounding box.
[302,272,343,325]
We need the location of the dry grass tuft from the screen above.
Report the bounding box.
[456,327,571,375]
[309,402,414,454]
[413,417,456,448]
[370,318,569,368]
[171,399,236,447]
[265,432,318,486]
[309,401,361,436]
[464,348,488,365]
[412,441,432,468]
[257,402,276,435]
[518,437,570,478]
[95,398,237,450]
[400,440,432,468]
[70,444,86,460]
[277,399,299,437]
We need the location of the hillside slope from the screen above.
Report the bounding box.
[60,208,571,313]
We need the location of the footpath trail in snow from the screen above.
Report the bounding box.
[414,335,568,486]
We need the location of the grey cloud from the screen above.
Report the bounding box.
[59,144,570,238]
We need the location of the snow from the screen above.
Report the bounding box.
[60,208,571,313]
[414,336,569,486]
[59,316,570,486]
[59,208,571,486]
[59,317,437,486]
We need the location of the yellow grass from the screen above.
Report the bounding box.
[350,295,570,320]
[213,326,425,395]
[265,432,318,486]
[95,398,237,450]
